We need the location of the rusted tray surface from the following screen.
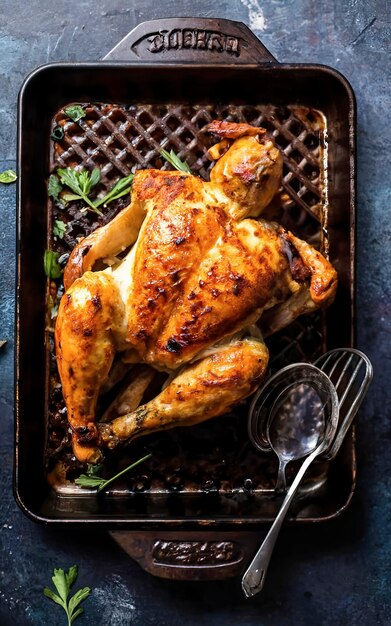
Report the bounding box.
[16,19,355,540]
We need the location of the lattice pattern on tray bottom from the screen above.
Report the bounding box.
[47,102,327,492]
[51,102,326,246]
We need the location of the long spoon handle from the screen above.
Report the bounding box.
[275,458,288,492]
[241,445,321,598]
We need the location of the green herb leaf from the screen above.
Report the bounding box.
[74,474,105,489]
[95,173,134,208]
[52,568,69,604]
[53,219,67,239]
[64,105,86,122]
[43,566,91,626]
[65,565,79,590]
[160,148,191,173]
[75,453,152,493]
[57,168,102,215]
[44,250,63,279]
[89,168,101,189]
[77,170,92,195]
[75,168,100,196]
[51,126,65,142]
[0,169,17,184]
[61,192,83,203]
[43,587,64,607]
[57,168,84,196]
[86,462,105,477]
[48,174,63,201]
[68,587,91,618]
[70,608,84,624]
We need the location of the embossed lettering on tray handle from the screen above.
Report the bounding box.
[109,531,262,581]
[104,18,277,64]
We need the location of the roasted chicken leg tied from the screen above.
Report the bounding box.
[99,338,268,449]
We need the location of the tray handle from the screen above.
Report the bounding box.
[109,530,260,581]
[104,18,277,64]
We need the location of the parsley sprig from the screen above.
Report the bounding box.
[48,149,190,215]
[58,168,102,215]
[48,174,63,201]
[43,565,91,626]
[49,169,133,213]
[160,148,191,173]
[75,453,152,493]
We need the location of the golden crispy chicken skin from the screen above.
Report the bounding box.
[100,339,269,449]
[55,122,337,463]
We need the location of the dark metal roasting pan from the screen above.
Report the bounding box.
[15,18,356,580]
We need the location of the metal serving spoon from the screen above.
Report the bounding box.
[248,363,339,490]
[242,364,339,598]
[248,349,373,480]
[243,350,373,598]
[267,368,332,492]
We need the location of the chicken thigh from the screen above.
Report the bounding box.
[55,121,337,463]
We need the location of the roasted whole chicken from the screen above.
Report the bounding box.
[55,121,337,464]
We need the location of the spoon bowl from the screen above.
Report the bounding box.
[249,363,339,491]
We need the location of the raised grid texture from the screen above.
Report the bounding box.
[47,102,328,498]
[51,103,326,244]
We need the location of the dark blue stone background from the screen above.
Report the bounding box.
[0,1,390,624]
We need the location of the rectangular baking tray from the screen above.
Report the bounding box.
[15,18,356,531]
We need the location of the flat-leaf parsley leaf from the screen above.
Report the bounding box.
[57,167,102,215]
[0,169,17,184]
[43,565,91,626]
[53,220,67,239]
[64,105,86,122]
[48,174,63,202]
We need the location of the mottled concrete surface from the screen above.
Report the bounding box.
[0,1,390,624]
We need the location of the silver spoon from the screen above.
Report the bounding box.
[242,364,339,598]
[249,363,339,491]
[248,349,373,465]
[267,376,330,492]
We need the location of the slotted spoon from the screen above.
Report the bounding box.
[243,348,373,598]
[314,348,373,460]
